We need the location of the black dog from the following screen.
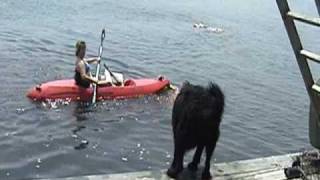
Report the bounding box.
[167,81,225,179]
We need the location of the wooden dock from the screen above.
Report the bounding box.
[43,153,300,180]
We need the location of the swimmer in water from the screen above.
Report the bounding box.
[193,22,223,33]
[206,27,224,33]
[193,22,207,29]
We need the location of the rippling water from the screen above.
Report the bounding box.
[1,0,320,179]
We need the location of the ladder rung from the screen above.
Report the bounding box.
[313,79,320,93]
[287,11,320,27]
[313,84,320,93]
[300,50,320,63]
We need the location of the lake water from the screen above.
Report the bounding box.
[1,0,320,179]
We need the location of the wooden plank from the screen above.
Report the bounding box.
[300,49,320,63]
[41,153,299,180]
[287,11,320,27]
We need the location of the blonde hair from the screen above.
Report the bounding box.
[75,40,86,56]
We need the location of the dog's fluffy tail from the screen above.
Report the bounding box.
[207,82,225,117]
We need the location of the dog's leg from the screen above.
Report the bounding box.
[188,145,204,171]
[167,141,185,179]
[202,145,215,180]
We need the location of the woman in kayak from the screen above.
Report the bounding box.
[74,40,104,88]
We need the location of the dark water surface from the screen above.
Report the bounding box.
[1,0,320,179]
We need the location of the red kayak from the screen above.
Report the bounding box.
[27,77,170,101]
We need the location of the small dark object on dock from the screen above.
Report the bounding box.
[292,158,301,167]
[285,150,320,179]
[284,167,305,179]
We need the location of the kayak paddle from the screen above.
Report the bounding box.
[92,29,106,104]
[103,63,122,86]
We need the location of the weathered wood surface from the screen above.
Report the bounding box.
[42,153,299,180]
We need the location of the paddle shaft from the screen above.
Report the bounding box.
[92,29,106,104]
[103,63,121,84]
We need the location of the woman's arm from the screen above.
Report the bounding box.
[78,62,98,84]
[84,57,100,64]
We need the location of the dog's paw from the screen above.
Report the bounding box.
[201,171,212,180]
[166,167,183,179]
[187,162,198,172]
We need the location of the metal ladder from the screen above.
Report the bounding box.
[276,0,320,148]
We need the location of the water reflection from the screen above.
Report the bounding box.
[72,102,92,150]
[72,102,92,122]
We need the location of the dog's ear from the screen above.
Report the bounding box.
[180,81,191,94]
[182,81,190,87]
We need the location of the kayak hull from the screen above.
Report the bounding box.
[27,78,170,101]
